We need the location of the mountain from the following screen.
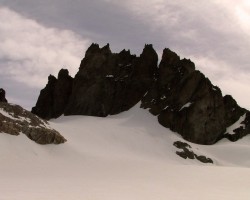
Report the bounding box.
[32,43,250,145]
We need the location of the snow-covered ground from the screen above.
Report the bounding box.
[1,104,250,199]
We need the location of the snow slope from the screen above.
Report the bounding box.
[1,104,250,199]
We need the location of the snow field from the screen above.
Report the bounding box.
[1,104,250,199]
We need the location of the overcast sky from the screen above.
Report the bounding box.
[0,0,250,110]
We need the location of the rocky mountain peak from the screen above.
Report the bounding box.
[85,43,100,56]
[142,44,154,52]
[32,69,73,119]
[58,68,70,79]
[161,48,180,66]
[101,43,111,54]
[48,74,57,83]
[32,43,250,145]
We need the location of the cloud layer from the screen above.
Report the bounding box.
[0,6,90,107]
[0,7,91,86]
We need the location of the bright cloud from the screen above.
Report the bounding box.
[0,6,90,88]
[236,5,250,32]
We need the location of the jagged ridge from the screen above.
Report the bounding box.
[32,44,250,145]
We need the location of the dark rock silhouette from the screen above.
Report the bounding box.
[0,88,7,103]
[32,69,73,119]
[32,43,250,145]
[64,43,158,116]
[173,141,213,163]
[141,48,248,144]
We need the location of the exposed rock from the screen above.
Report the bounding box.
[176,149,195,159]
[32,69,73,119]
[223,95,246,126]
[222,112,250,142]
[174,141,213,164]
[32,43,250,145]
[64,43,158,116]
[173,140,191,149]
[195,155,213,164]
[53,69,73,117]
[0,102,66,144]
[142,48,249,145]
[0,88,7,103]
[32,44,157,118]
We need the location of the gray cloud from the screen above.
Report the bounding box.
[0,6,90,108]
[0,0,250,109]
[0,0,152,53]
[0,76,38,109]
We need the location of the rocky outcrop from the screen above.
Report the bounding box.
[32,69,73,119]
[141,48,249,144]
[173,141,213,164]
[32,43,250,145]
[64,43,158,116]
[0,102,66,144]
[32,43,158,117]
[222,112,250,142]
[0,88,7,103]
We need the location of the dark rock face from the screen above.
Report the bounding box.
[223,95,246,126]
[32,69,73,119]
[64,43,158,116]
[174,141,213,164]
[33,44,157,118]
[32,43,250,145]
[0,88,7,103]
[141,48,249,144]
[0,102,66,144]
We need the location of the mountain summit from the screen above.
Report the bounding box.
[32,44,250,145]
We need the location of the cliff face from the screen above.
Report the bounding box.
[32,69,73,119]
[64,43,158,116]
[32,43,250,145]
[141,48,247,144]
